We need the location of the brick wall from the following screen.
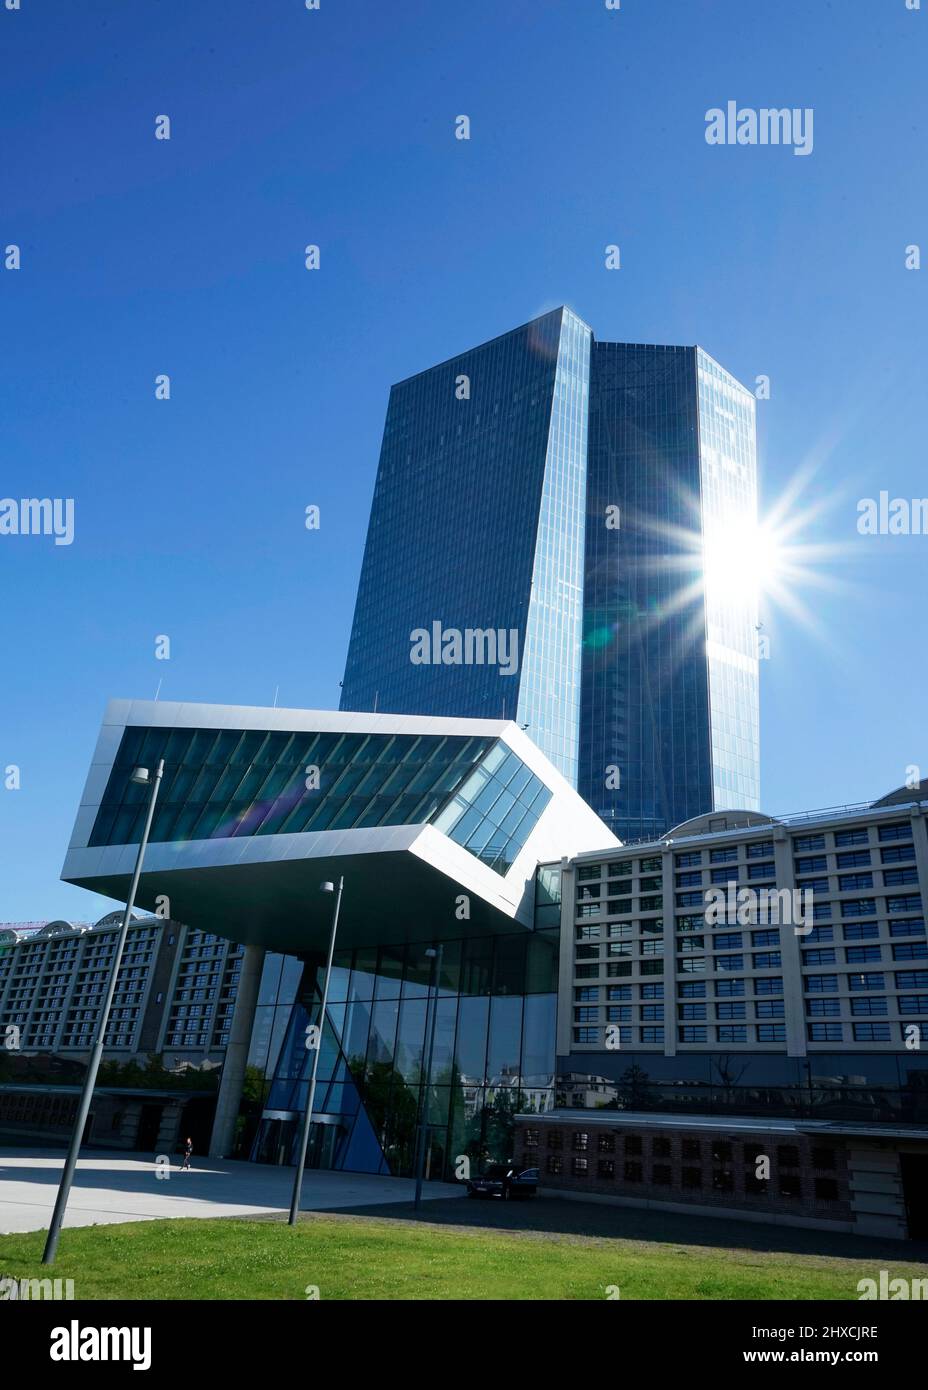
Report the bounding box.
[514,1117,853,1223]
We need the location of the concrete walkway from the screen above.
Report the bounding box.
[0,1147,463,1234]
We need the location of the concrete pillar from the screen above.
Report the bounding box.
[555,858,576,1060]
[847,1144,908,1240]
[661,843,677,1057]
[208,943,266,1158]
[773,825,806,1058]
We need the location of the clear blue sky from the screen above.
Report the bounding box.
[1,0,925,921]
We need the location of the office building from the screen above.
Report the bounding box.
[61,698,618,1175]
[535,787,928,1238]
[340,306,591,785]
[55,700,928,1237]
[339,310,759,839]
[0,914,242,1152]
[582,344,759,838]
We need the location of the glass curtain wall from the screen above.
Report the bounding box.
[250,929,558,1179]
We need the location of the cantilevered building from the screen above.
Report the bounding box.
[340,310,760,842]
[62,699,618,1177]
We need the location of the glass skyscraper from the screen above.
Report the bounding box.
[342,312,760,839]
[340,306,591,784]
[581,343,760,839]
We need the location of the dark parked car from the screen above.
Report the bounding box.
[465,1163,538,1200]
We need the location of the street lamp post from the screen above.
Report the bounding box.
[414,943,443,1210]
[42,758,165,1265]
[288,876,344,1226]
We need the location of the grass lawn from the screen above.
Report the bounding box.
[3,1212,926,1300]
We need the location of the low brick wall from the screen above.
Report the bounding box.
[514,1115,854,1224]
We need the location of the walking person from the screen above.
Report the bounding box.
[180,1136,193,1171]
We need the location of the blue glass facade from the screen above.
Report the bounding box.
[696,349,761,811]
[580,342,760,839]
[340,307,591,783]
[248,925,559,1178]
[88,723,554,884]
[581,345,713,839]
[432,740,552,876]
[89,725,494,847]
[340,312,759,839]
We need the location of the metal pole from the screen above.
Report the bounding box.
[43,758,164,1264]
[414,943,443,1210]
[288,876,343,1226]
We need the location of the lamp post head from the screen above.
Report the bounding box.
[320,881,334,894]
[130,767,151,785]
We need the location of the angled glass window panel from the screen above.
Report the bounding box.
[253,788,309,836]
[208,765,250,803]
[229,796,277,838]
[90,726,494,846]
[327,795,378,831]
[110,806,143,844]
[325,762,370,797]
[190,804,229,840]
[458,815,501,861]
[292,793,345,834]
[432,794,470,836]
[272,792,324,836]
[498,798,533,841]
[177,729,215,766]
[159,803,198,841]
[507,763,536,801]
[405,791,446,823]
[480,742,509,776]
[456,763,492,801]
[231,730,272,765]
[321,733,358,769]
[494,750,524,788]
[162,764,198,803]
[475,828,508,866]
[447,804,487,847]
[89,804,118,844]
[248,732,289,768]
[164,728,195,762]
[206,730,245,766]
[189,765,223,803]
[407,761,452,795]
[219,800,254,837]
[342,735,381,770]
[382,791,433,824]
[348,793,406,829]
[490,843,517,875]
[139,728,172,766]
[429,761,480,799]
[468,781,507,826]
[391,787,447,825]
[116,726,147,766]
[354,757,401,798]
[374,758,428,801]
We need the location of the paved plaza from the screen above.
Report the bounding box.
[0,1147,463,1235]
